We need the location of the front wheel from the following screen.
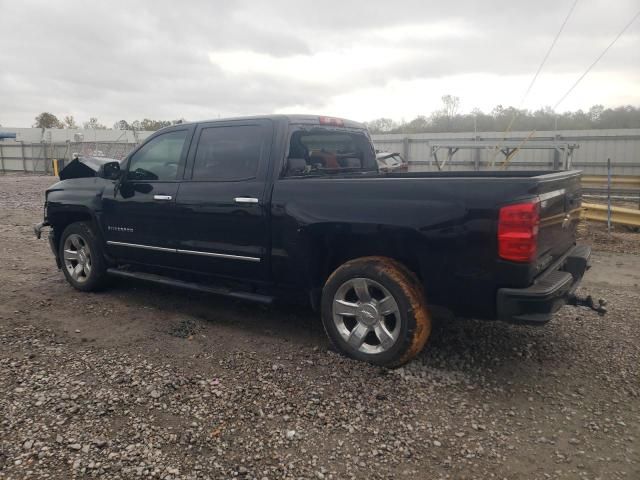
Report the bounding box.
[321,256,431,368]
[59,222,109,292]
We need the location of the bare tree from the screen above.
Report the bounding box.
[83,117,107,130]
[62,115,78,129]
[440,95,460,129]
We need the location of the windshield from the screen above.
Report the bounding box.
[284,128,377,176]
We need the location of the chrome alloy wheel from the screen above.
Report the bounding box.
[63,233,92,283]
[332,277,401,354]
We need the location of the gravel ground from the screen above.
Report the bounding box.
[0,174,638,480]
[578,221,640,256]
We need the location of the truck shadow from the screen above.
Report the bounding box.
[105,278,584,382]
[109,278,326,347]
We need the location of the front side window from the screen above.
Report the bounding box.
[192,125,265,181]
[127,130,188,181]
[284,129,377,176]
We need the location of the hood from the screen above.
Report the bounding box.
[59,156,122,180]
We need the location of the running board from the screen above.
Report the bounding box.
[106,268,274,305]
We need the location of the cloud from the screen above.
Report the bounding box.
[0,0,638,126]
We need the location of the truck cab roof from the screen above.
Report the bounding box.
[167,114,367,130]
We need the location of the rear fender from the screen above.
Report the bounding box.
[301,222,425,292]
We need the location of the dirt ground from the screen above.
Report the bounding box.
[0,174,638,480]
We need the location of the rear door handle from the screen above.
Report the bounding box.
[234,197,259,204]
[153,195,173,201]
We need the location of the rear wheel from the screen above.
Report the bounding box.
[321,256,431,367]
[59,222,109,291]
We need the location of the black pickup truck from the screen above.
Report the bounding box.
[34,115,591,367]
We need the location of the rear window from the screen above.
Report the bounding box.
[284,129,376,176]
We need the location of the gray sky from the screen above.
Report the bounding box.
[1,0,638,127]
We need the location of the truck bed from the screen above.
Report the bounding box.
[271,169,583,320]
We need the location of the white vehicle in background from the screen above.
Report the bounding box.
[376,151,408,173]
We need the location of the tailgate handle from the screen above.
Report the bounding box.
[153,195,173,201]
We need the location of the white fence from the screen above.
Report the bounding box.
[1,128,639,176]
[0,142,139,174]
[371,129,640,176]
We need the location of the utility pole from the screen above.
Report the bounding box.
[607,158,612,234]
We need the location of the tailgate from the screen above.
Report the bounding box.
[536,172,582,270]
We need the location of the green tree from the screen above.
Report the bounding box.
[367,104,640,134]
[113,120,131,130]
[33,112,63,128]
[139,119,172,131]
[365,118,397,134]
[404,115,430,133]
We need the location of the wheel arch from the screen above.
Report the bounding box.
[47,207,102,258]
[302,224,426,309]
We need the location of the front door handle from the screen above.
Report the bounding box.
[234,197,259,204]
[153,195,173,201]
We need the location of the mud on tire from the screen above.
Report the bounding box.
[321,256,431,368]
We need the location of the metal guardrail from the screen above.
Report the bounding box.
[581,175,640,189]
[582,203,640,228]
[580,175,640,203]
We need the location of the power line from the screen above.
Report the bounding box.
[519,0,579,107]
[500,8,639,168]
[553,8,640,110]
[490,0,579,165]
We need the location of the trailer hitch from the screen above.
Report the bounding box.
[568,294,607,316]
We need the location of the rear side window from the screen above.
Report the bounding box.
[284,129,377,177]
[192,125,265,181]
[127,130,188,181]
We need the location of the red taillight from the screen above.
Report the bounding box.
[498,201,540,263]
[318,116,344,127]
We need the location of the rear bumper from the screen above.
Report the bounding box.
[497,244,591,324]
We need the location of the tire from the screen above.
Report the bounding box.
[321,256,431,368]
[59,221,109,292]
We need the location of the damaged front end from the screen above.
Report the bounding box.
[34,220,60,267]
[58,155,123,180]
[33,221,49,239]
[33,155,122,266]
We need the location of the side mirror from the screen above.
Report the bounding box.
[99,161,121,180]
